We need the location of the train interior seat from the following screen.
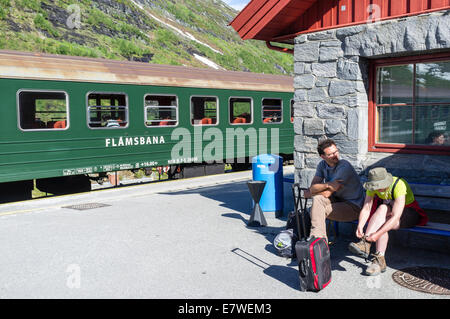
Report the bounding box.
[54,120,66,128]
[232,117,246,124]
[200,118,213,125]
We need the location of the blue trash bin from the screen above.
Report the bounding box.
[252,154,283,217]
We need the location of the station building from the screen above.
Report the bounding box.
[231,0,450,191]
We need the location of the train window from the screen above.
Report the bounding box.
[18,90,68,130]
[374,58,450,148]
[229,97,252,125]
[262,98,282,124]
[191,96,218,126]
[145,95,178,127]
[87,92,128,129]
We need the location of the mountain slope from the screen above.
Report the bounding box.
[0,0,293,75]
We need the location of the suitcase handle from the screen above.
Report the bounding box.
[292,183,309,241]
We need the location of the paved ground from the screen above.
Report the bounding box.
[0,166,449,300]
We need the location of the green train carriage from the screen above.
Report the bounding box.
[0,50,294,201]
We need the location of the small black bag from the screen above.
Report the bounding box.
[287,199,311,240]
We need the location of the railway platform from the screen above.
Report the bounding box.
[0,166,449,300]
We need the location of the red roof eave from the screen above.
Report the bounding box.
[230,0,316,42]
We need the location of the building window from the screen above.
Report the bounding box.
[87,92,128,128]
[191,96,218,126]
[18,90,68,130]
[145,95,178,127]
[371,55,450,153]
[262,98,282,124]
[229,97,252,124]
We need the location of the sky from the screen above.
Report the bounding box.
[222,0,251,11]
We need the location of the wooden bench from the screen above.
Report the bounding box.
[404,183,450,237]
[408,183,450,212]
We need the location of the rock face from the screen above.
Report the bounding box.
[293,11,450,187]
[0,0,293,74]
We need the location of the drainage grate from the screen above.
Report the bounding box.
[392,267,450,295]
[63,203,111,211]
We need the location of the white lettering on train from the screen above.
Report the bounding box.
[105,136,165,148]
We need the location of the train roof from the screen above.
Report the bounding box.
[0,50,293,93]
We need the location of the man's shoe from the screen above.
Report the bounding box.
[365,252,387,276]
[348,239,371,259]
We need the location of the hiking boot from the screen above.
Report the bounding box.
[365,252,387,276]
[348,239,371,259]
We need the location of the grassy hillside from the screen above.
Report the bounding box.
[0,0,293,75]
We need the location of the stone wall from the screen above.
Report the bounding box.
[293,10,450,187]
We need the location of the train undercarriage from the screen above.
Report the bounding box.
[0,154,292,204]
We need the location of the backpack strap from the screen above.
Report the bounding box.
[391,177,402,200]
[369,177,403,219]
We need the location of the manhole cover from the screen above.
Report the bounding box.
[392,267,450,295]
[63,203,111,211]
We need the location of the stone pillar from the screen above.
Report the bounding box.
[293,11,450,187]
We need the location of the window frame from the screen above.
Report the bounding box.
[16,89,70,132]
[261,97,283,125]
[369,53,450,155]
[86,91,129,130]
[190,95,219,127]
[228,96,253,125]
[144,93,179,128]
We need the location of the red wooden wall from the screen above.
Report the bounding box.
[286,0,450,38]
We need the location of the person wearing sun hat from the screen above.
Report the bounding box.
[348,167,428,276]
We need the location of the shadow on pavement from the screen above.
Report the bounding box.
[232,248,299,290]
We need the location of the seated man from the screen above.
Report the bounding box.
[305,139,365,242]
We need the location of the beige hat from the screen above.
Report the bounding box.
[363,167,393,191]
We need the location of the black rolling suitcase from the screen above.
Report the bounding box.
[292,183,332,292]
